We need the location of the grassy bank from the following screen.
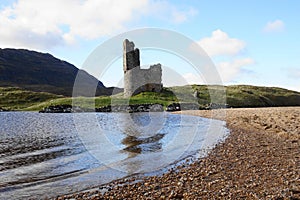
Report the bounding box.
[1,85,300,111]
[192,85,300,107]
[25,88,179,111]
[0,87,63,110]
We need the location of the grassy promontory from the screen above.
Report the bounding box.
[0,85,300,111]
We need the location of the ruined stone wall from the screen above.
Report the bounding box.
[123,39,162,97]
[123,39,140,72]
[124,64,162,97]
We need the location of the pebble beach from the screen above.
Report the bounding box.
[55,107,300,199]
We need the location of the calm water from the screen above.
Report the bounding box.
[0,112,228,199]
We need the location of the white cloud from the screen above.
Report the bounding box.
[263,20,285,33]
[171,7,197,24]
[0,0,198,50]
[198,29,246,57]
[0,0,149,49]
[217,58,254,82]
[195,30,254,83]
[148,1,197,24]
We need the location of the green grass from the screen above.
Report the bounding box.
[190,85,300,108]
[128,88,178,106]
[1,85,300,111]
[225,85,300,107]
[0,87,63,110]
[25,88,179,111]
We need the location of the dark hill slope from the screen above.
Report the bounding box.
[0,48,111,96]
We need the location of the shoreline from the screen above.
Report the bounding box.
[55,107,300,199]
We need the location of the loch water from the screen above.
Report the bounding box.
[0,112,228,199]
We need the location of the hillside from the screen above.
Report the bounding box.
[1,85,299,111]
[0,48,113,96]
[192,85,300,108]
[0,87,62,110]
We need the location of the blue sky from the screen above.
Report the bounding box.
[0,0,299,91]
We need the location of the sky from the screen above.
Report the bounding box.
[0,0,299,91]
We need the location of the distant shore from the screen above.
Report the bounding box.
[55,107,300,199]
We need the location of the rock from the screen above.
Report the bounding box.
[193,90,199,98]
[166,102,199,111]
[39,105,72,113]
[39,104,90,113]
[0,107,8,112]
[96,103,163,113]
[149,104,164,112]
[95,105,112,112]
[205,103,229,110]
[166,103,181,112]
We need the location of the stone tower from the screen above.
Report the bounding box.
[123,39,162,97]
[123,39,140,73]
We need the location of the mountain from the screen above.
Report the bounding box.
[0,48,115,96]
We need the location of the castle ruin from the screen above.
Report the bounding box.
[123,39,162,97]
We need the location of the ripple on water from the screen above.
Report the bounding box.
[0,112,228,199]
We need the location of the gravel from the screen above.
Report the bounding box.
[54,107,300,199]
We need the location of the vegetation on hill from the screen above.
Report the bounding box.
[227,85,300,107]
[1,85,299,111]
[0,87,63,110]
[0,48,114,96]
[25,88,178,111]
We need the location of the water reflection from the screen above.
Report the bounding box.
[0,112,228,199]
[120,113,165,155]
[122,134,165,153]
[118,113,166,174]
